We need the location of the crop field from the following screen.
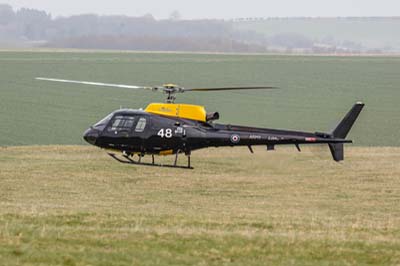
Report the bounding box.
[1,145,400,265]
[0,51,400,146]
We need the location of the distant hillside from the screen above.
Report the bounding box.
[1,3,399,54]
[0,4,266,53]
[233,17,400,53]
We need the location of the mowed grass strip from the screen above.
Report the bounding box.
[0,146,400,265]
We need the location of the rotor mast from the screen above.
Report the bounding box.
[161,84,182,103]
[166,91,177,103]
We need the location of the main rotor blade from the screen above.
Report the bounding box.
[184,86,278,92]
[36,77,153,90]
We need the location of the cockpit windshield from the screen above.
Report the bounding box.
[93,113,113,130]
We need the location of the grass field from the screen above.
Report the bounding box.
[1,145,399,265]
[1,51,400,146]
[1,51,400,265]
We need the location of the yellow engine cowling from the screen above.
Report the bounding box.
[145,103,207,122]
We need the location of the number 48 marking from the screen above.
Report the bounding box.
[157,128,173,138]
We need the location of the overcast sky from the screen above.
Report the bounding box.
[3,0,400,19]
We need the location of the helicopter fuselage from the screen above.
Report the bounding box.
[35,77,364,168]
[83,108,352,158]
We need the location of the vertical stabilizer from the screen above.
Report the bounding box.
[329,143,344,162]
[328,102,364,161]
[331,102,365,139]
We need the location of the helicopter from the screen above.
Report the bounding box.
[36,77,364,169]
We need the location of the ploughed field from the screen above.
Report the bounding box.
[1,146,400,265]
[0,51,400,146]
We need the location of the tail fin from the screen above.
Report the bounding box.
[329,143,344,162]
[330,102,365,139]
[328,102,365,161]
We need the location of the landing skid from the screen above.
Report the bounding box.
[107,153,193,169]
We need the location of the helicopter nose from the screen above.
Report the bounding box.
[83,128,99,145]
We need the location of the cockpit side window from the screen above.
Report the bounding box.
[135,117,147,132]
[108,116,136,132]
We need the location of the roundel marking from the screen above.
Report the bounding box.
[230,134,240,144]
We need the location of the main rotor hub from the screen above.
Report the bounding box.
[163,84,178,89]
[159,84,184,103]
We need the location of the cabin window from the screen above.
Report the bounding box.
[108,116,136,131]
[135,117,147,132]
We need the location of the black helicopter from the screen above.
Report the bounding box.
[37,77,364,169]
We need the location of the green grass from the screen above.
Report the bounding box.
[1,145,400,265]
[0,52,400,146]
[1,51,400,147]
[1,51,399,265]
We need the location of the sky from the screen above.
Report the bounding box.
[3,0,400,19]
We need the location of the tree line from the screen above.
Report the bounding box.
[0,4,269,52]
[0,4,384,53]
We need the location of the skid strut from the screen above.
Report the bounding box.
[107,152,193,169]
